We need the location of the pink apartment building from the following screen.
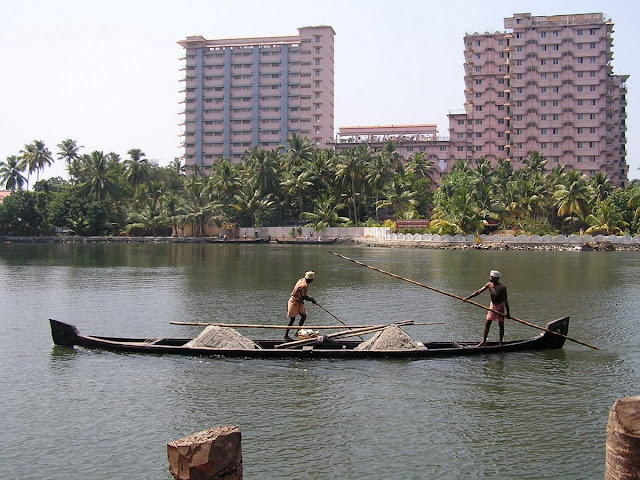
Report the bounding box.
[332,12,629,187]
[178,26,335,169]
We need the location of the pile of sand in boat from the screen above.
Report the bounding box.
[185,324,424,351]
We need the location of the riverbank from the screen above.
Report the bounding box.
[351,237,640,251]
[1,235,639,250]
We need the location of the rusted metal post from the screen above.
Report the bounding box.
[167,425,242,480]
[605,396,640,479]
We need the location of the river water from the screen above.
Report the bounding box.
[1,243,638,479]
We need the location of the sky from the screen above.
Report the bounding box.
[1,0,638,181]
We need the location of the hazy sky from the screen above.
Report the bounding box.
[1,0,638,180]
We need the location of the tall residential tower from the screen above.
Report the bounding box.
[178,26,335,170]
[458,13,628,186]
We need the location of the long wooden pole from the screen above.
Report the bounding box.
[275,320,414,349]
[170,322,443,329]
[313,302,364,339]
[328,251,600,350]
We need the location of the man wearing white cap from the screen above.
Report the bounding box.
[464,270,510,347]
[284,271,317,341]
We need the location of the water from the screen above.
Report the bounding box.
[1,243,639,479]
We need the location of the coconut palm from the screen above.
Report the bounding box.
[57,139,83,184]
[281,168,314,220]
[124,148,150,189]
[170,157,186,176]
[376,175,418,219]
[209,158,241,199]
[405,151,435,182]
[365,154,394,221]
[182,178,222,236]
[0,156,26,192]
[553,170,591,233]
[335,144,370,226]
[584,198,628,235]
[376,140,404,172]
[283,133,314,171]
[302,195,349,231]
[523,150,547,178]
[19,140,54,188]
[77,151,121,202]
[233,189,275,228]
[589,172,613,204]
[243,147,281,196]
[429,186,485,235]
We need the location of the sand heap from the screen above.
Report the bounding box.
[185,326,261,349]
[354,325,424,351]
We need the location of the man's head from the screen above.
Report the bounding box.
[489,270,501,282]
[305,271,315,283]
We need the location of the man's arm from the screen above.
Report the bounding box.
[464,282,489,301]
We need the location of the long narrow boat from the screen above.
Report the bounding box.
[274,238,337,245]
[49,317,569,359]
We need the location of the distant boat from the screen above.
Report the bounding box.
[275,238,337,245]
[49,317,569,359]
[204,238,267,244]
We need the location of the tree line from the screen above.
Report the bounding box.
[0,134,639,237]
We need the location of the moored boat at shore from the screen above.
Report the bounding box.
[274,238,337,245]
[50,317,569,359]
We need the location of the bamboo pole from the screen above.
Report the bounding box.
[313,301,364,339]
[328,251,600,350]
[274,320,414,349]
[170,321,442,329]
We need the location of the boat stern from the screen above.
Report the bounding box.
[49,319,80,347]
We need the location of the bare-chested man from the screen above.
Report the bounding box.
[464,270,511,347]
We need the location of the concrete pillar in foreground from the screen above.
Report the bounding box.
[605,396,640,479]
[167,425,242,480]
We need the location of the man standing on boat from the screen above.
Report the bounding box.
[464,270,510,347]
[284,271,316,341]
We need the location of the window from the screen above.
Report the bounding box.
[541,87,547,93]
[577,86,583,92]
[541,128,547,134]
[553,44,559,50]
[577,156,583,163]
[553,114,559,120]
[475,105,483,112]
[577,127,584,134]
[458,119,465,125]
[590,29,597,35]
[541,45,547,51]
[590,85,596,92]
[590,43,596,49]
[541,100,547,107]
[577,44,583,50]
[589,142,596,148]
[553,58,559,65]
[475,53,481,59]
[315,36,321,43]
[457,146,464,152]
[590,99,596,106]
[578,100,583,106]
[553,31,559,37]
[541,142,547,148]
[577,29,583,36]
[577,58,584,64]
[541,32,547,38]
[541,115,547,121]
[475,119,483,125]
[590,57,596,64]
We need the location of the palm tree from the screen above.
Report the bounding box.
[0,156,26,192]
[589,172,613,204]
[77,151,121,202]
[283,133,314,171]
[429,186,485,235]
[553,171,591,233]
[124,148,150,189]
[281,168,314,219]
[57,139,82,184]
[523,151,547,178]
[405,151,435,182]
[584,198,628,235]
[376,140,403,172]
[376,175,418,219]
[170,157,186,176]
[209,158,242,199]
[182,178,222,236]
[19,140,54,188]
[365,154,394,221]
[335,144,369,225]
[302,195,349,231]
[233,189,275,228]
[243,147,281,196]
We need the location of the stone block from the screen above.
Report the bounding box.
[168,425,242,480]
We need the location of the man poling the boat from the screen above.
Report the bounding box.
[284,271,317,341]
[464,270,511,347]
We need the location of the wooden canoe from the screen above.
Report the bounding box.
[49,317,569,359]
[274,238,337,245]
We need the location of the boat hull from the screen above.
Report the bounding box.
[50,317,569,359]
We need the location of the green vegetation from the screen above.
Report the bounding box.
[0,138,638,237]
